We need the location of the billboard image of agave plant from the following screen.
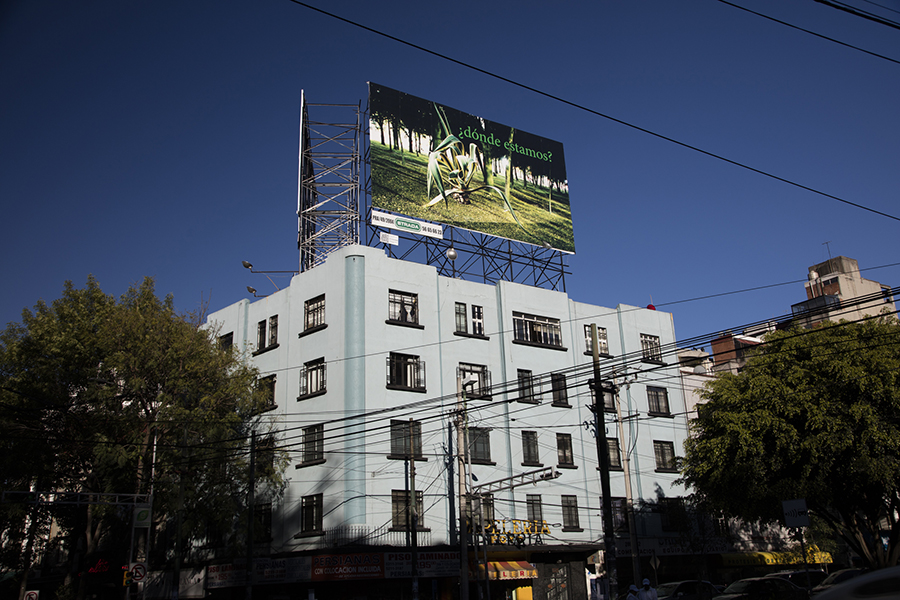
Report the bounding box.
[369,82,575,253]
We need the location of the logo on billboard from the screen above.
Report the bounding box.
[369,83,574,253]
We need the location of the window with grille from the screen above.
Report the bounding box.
[458,363,491,399]
[641,333,663,363]
[517,369,540,403]
[522,431,541,466]
[557,433,575,467]
[268,316,278,347]
[607,438,623,470]
[551,373,569,407]
[299,357,326,398]
[386,353,426,391]
[389,420,423,459]
[584,325,610,355]
[391,490,424,530]
[299,494,323,535]
[561,495,581,530]
[304,294,326,331]
[512,312,563,348]
[526,494,543,523]
[654,440,678,472]
[388,290,419,325]
[300,424,324,466]
[468,427,493,464]
[647,386,670,415]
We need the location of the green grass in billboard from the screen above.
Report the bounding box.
[372,143,574,251]
[369,83,575,253]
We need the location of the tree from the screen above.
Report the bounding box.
[682,317,900,569]
[0,277,287,599]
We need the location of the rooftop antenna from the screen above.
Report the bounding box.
[823,241,833,261]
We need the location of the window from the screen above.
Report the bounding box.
[388,290,419,326]
[607,438,623,470]
[386,353,426,391]
[254,316,279,354]
[512,312,564,349]
[522,431,541,466]
[256,436,276,478]
[647,386,670,415]
[253,502,273,542]
[458,363,491,399]
[218,332,233,352]
[455,303,487,338]
[299,358,326,398]
[659,497,689,532]
[556,433,575,468]
[303,294,326,332]
[641,333,663,363]
[473,493,494,529]
[391,490,424,530]
[257,375,276,411]
[584,325,609,355]
[299,494,323,535]
[468,427,493,464]
[654,440,678,472]
[389,420,423,459]
[455,302,467,334]
[602,497,628,531]
[471,305,484,336]
[561,495,581,531]
[517,369,540,403]
[589,379,616,412]
[551,373,569,407]
[300,424,324,466]
[526,494,543,524]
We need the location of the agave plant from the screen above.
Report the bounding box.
[425,105,522,228]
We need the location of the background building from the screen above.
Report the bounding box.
[205,244,695,599]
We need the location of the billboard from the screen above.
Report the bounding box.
[369,83,574,253]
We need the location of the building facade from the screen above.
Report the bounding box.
[203,244,695,599]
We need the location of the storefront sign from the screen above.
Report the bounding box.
[478,519,551,546]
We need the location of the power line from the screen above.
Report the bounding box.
[286,0,900,223]
[716,0,900,58]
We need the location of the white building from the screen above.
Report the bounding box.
[205,244,694,599]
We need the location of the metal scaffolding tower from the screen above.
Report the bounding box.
[297,92,361,272]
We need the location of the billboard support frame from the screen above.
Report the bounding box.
[297,93,361,272]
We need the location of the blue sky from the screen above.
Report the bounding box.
[2,0,898,347]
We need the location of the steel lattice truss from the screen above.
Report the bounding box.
[364,211,570,291]
[297,97,361,272]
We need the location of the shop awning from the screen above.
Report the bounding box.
[473,561,538,580]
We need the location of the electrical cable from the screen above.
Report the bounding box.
[286,0,900,222]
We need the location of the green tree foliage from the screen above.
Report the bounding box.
[0,276,287,598]
[682,317,900,568]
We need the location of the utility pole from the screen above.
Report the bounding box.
[409,419,419,600]
[245,431,256,600]
[612,376,641,583]
[456,376,470,600]
[590,325,618,600]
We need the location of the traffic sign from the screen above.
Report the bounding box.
[25,592,39,600]
[130,563,147,582]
